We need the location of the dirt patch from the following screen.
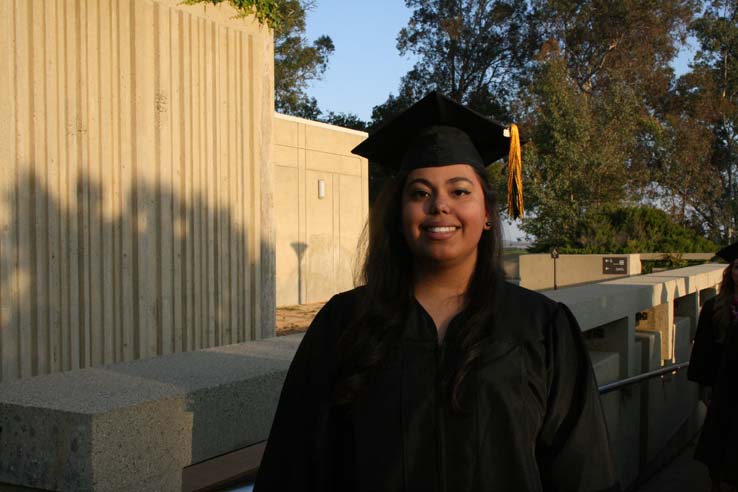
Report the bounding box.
[275,302,325,336]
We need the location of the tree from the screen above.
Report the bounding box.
[184,0,282,27]
[320,112,368,132]
[652,1,738,243]
[529,0,694,98]
[371,0,536,127]
[273,0,334,117]
[520,56,639,247]
[528,204,716,254]
[519,0,697,250]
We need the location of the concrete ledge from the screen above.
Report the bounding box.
[546,264,725,332]
[0,336,302,491]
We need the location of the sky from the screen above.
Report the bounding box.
[303,1,696,243]
[304,0,416,122]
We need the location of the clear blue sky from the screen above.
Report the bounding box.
[304,0,416,122]
[304,2,696,242]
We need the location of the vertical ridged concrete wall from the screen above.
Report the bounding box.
[0,0,275,383]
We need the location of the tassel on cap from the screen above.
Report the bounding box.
[506,124,524,219]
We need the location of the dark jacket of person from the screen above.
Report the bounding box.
[688,296,738,483]
[255,281,619,492]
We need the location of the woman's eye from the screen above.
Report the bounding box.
[410,189,430,199]
[453,189,471,196]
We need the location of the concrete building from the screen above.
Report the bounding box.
[272,114,369,307]
[0,0,371,385]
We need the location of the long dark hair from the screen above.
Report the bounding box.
[713,259,737,338]
[335,166,504,412]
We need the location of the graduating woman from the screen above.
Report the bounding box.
[255,92,618,492]
[688,243,738,492]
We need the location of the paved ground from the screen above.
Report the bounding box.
[227,443,711,492]
[634,439,711,492]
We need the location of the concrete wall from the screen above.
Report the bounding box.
[272,114,368,306]
[546,263,725,487]
[0,335,302,492]
[518,253,641,290]
[0,0,275,383]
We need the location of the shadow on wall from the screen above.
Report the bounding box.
[289,241,308,304]
[0,168,273,382]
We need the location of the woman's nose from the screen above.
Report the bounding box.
[429,196,450,214]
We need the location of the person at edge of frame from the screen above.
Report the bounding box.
[689,242,738,492]
[254,91,620,492]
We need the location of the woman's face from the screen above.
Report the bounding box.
[401,164,489,270]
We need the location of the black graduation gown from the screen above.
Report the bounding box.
[688,297,738,482]
[255,281,618,492]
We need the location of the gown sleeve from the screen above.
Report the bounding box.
[254,297,340,492]
[535,303,620,492]
[687,297,719,386]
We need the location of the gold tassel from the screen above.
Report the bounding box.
[506,123,524,219]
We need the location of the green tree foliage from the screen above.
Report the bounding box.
[371,0,536,127]
[273,1,334,118]
[184,0,281,27]
[651,1,738,243]
[529,205,717,254]
[320,112,368,132]
[520,56,640,246]
[529,0,693,99]
[519,0,697,250]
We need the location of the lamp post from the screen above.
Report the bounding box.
[551,247,560,290]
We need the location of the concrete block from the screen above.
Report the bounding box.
[636,303,674,362]
[0,335,303,491]
[612,383,642,488]
[637,318,696,465]
[584,317,633,379]
[591,351,620,457]
[636,330,661,372]
[591,351,619,385]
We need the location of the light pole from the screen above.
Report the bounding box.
[551,247,560,290]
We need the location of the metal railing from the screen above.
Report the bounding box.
[597,361,690,395]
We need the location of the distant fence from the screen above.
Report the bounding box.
[0,0,275,382]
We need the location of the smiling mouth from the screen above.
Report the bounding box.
[423,226,459,233]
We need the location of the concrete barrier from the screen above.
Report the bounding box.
[544,263,723,487]
[518,253,641,290]
[0,336,302,491]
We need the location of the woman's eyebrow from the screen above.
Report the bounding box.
[406,176,474,187]
[406,178,433,188]
[448,177,474,185]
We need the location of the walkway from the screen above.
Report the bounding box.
[634,439,710,492]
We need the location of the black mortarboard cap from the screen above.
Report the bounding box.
[351,91,525,218]
[351,91,511,173]
[716,242,738,263]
